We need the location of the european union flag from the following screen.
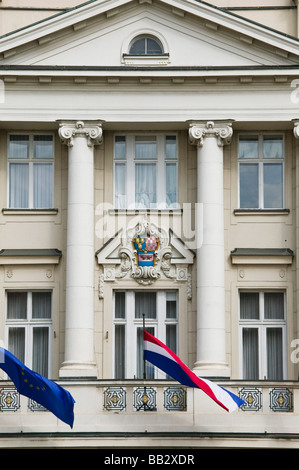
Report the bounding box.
[0,347,75,428]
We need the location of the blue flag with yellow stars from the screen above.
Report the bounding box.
[0,347,75,428]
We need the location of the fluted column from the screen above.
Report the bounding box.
[58,120,102,378]
[189,121,233,377]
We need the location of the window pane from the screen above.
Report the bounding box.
[115,292,126,319]
[32,327,49,377]
[114,163,126,209]
[264,293,284,320]
[147,38,163,55]
[239,163,259,208]
[8,327,25,362]
[34,135,53,159]
[7,292,27,319]
[135,292,156,319]
[135,137,156,159]
[267,328,283,380]
[242,328,259,380]
[115,324,125,379]
[137,326,154,379]
[9,135,29,159]
[263,136,283,159]
[33,163,53,208]
[165,136,177,159]
[129,37,146,55]
[240,292,259,320]
[32,292,51,319]
[166,324,177,353]
[166,163,177,208]
[9,163,29,208]
[115,136,126,160]
[135,163,156,208]
[238,136,259,159]
[166,292,177,319]
[263,163,283,209]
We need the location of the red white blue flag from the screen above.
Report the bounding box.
[143,330,245,412]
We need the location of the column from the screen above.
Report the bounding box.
[58,120,103,378]
[189,121,233,377]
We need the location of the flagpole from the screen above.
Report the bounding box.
[142,313,146,380]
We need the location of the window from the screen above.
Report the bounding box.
[238,134,284,209]
[129,36,164,56]
[114,134,178,209]
[114,290,178,379]
[8,134,54,209]
[239,291,286,380]
[6,291,52,377]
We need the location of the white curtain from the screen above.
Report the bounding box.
[9,163,29,208]
[242,328,259,380]
[32,327,49,377]
[114,163,126,209]
[267,328,283,380]
[166,163,177,207]
[34,163,53,208]
[135,163,156,208]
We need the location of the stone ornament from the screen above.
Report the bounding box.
[58,120,103,147]
[189,120,233,147]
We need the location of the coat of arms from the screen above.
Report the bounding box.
[133,235,159,267]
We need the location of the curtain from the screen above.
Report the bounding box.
[9,135,29,159]
[239,163,259,209]
[242,328,259,380]
[9,163,29,208]
[240,292,259,320]
[33,163,53,208]
[33,135,53,159]
[137,326,154,379]
[32,327,49,377]
[114,163,126,209]
[8,328,25,363]
[267,328,283,380]
[32,292,51,319]
[7,292,27,319]
[263,163,283,209]
[166,163,177,207]
[135,292,156,319]
[135,163,156,208]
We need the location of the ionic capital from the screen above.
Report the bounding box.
[58,120,103,147]
[293,121,299,139]
[189,121,233,147]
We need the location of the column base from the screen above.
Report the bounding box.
[59,361,98,379]
[192,361,230,379]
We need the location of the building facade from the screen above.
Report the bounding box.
[0,0,299,448]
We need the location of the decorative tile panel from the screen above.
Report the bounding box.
[0,387,20,412]
[104,387,126,411]
[239,387,262,412]
[269,388,293,412]
[28,399,47,412]
[134,387,156,411]
[164,387,186,411]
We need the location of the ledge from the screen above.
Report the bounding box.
[2,208,58,215]
[230,248,294,265]
[234,209,290,216]
[0,248,62,264]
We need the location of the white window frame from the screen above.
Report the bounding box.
[113,290,178,379]
[5,290,52,377]
[7,132,55,209]
[113,133,179,210]
[239,290,287,380]
[238,132,285,210]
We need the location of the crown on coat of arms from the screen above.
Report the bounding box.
[133,235,159,267]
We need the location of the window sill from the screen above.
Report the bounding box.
[122,54,170,66]
[234,209,290,216]
[109,208,182,215]
[2,208,58,215]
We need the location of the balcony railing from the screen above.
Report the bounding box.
[0,379,298,447]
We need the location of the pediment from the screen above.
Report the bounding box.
[96,219,195,288]
[0,0,298,71]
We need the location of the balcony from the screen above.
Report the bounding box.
[0,379,299,448]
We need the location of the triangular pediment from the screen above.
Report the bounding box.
[0,0,298,70]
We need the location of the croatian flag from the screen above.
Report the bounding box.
[143,331,245,413]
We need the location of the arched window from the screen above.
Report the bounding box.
[129,35,164,56]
